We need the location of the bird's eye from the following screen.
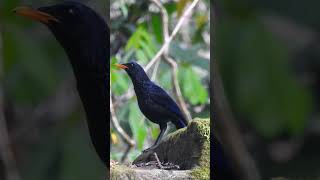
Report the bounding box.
[68,9,74,14]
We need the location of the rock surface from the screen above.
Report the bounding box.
[110,118,210,180]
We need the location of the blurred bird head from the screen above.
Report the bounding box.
[14,1,109,73]
[115,61,150,82]
[14,1,108,57]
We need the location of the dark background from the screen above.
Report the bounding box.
[214,0,320,179]
[0,0,107,179]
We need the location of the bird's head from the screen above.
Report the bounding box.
[115,61,150,82]
[14,1,109,74]
[14,1,108,56]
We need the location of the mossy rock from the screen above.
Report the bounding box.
[120,118,211,180]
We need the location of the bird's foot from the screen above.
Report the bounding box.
[153,152,163,169]
[142,146,156,153]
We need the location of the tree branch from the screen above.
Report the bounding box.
[149,0,194,121]
[163,55,192,121]
[110,92,135,147]
[144,0,201,72]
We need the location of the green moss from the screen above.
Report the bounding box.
[190,167,210,180]
[168,118,210,141]
[115,118,211,180]
[167,126,185,139]
[191,118,210,166]
[192,118,210,141]
[110,165,136,180]
[189,118,210,180]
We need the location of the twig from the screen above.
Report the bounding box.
[115,86,134,105]
[150,0,169,81]
[0,27,21,180]
[153,152,163,169]
[151,60,160,81]
[145,0,201,72]
[163,55,192,121]
[110,90,135,162]
[150,0,192,121]
[110,92,135,147]
[120,144,132,162]
[149,0,169,48]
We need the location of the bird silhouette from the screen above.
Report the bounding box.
[14,1,109,167]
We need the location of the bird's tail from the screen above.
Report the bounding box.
[173,118,188,129]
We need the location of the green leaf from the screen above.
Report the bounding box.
[135,50,148,64]
[151,14,163,43]
[111,72,129,95]
[139,40,155,59]
[151,125,159,139]
[111,56,130,95]
[125,26,158,63]
[169,42,209,70]
[179,66,208,105]
[158,67,172,90]
[128,102,147,150]
[164,2,177,15]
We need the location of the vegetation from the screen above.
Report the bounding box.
[110,0,210,162]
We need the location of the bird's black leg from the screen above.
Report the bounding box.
[154,123,167,146]
[143,123,167,152]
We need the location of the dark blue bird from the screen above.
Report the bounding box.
[116,62,188,151]
[14,2,109,167]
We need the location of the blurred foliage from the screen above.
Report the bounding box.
[0,0,107,179]
[217,19,311,138]
[110,0,210,162]
[215,0,320,179]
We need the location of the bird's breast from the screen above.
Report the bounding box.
[134,90,170,125]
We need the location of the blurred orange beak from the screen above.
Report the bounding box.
[13,6,59,24]
[115,64,128,69]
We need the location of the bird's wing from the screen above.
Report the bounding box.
[146,83,187,127]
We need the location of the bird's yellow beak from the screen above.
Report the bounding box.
[13,6,59,24]
[115,64,128,69]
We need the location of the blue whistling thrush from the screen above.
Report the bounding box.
[116,61,188,152]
